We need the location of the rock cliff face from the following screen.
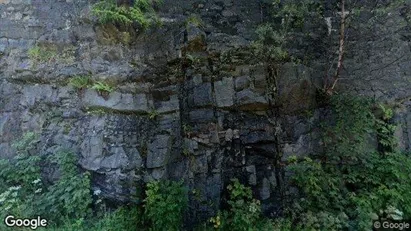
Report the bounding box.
[1,0,411,224]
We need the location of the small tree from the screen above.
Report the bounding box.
[256,0,410,95]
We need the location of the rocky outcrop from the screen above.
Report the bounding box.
[0,0,411,225]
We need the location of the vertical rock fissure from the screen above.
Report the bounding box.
[266,63,286,214]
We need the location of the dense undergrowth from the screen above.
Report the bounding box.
[0,95,410,231]
[282,95,411,230]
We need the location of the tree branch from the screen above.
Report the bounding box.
[328,0,346,94]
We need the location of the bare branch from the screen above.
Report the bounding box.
[329,0,346,93]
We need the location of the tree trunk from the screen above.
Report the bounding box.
[328,0,346,94]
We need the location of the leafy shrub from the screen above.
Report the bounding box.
[91,0,161,28]
[0,132,42,219]
[226,179,261,229]
[271,217,294,231]
[253,0,323,64]
[286,95,411,230]
[144,180,188,231]
[92,206,141,231]
[38,150,92,224]
[43,206,141,231]
[253,24,288,62]
[46,218,87,231]
[0,133,92,227]
[210,179,274,231]
[375,104,397,153]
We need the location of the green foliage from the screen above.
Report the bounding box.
[5,96,410,231]
[28,44,75,65]
[91,206,141,231]
[323,95,375,162]
[85,108,111,115]
[70,77,116,96]
[148,110,159,120]
[375,104,397,152]
[185,14,204,28]
[348,152,411,229]
[286,95,411,230]
[209,179,274,231]
[271,218,293,231]
[91,0,161,28]
[253,24,288,62]
[44,206,141,231]
[226,179,261,229]
[91,81,114,93]
[28,46,41,60]
[28,45,58,63]
[271,0,323,30]
[144,180,188,231]
[0,134,92,228]
[186,54,202,66]
[69,76,91,89]
[299,211,349,231]
[39,150,92,224]
[0,132,41,219]
[253,0,322,64]
[257,0,410,86]
[182,148,190,157]
[47,218,87,231]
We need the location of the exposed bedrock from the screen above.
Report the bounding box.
[0,0,411,224]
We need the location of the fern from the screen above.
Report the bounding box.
[69,75,91,89]
[91,81,114,93]
[91,0,161,28]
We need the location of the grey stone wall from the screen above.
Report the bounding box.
[0,0,410,225]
